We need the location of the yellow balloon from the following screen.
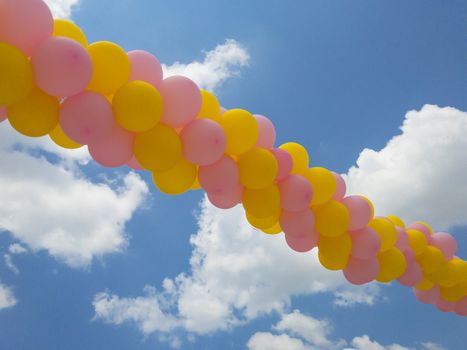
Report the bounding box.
[303,167,336,206]
[361,196,375,217]
[376,247,407,283]
[196,90,221,120]
[318,232,352,269]
[242,184,281,219]
[262,222,282,235]
[368,218,397,252]
[113,81,163,133]
[134,124,182,171]
[53,19,88,47]
[87,41,131,96]
[318,251,348,271]
[406,229,428,256]
[238,148,278,189]
[387,215,406,229]
[428,258,465,288]
[416,276,434,291]
[417,246,445,274]
[8,88,59,137]
[314,200,350,237]
[49,124,83,149]
[440,281,467,303]
[152,157,197,195]
[218,109,259,155]
[279,142,309,175]
[246,211,280,230]
[0,43,33,106]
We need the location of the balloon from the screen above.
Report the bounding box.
[207,184,243,210]
[318,233,352,268]
[152,157,197,195]
[32,37,92,97]
[87,41,131,96]
[416,276,435,291]
[198,155,239,194]
[127,156,144,171]
[455,297,467,316]
[402,248,416,265]
[133,123,182,171]
[417,246,445,274]
[397,262,423,287]
[342,196,373,231]
[181,119,226,166]
[8,88,59,137]
[406,229,428,256]
[387,215,406,229]
[279,142,309,175]
[60,91,115,145]
[262,222,282,235]
[0,0,53,56]
[278,174,313,212]
[436,297,455,313]
[414,285,440,304]
[319,251,347,271]
[88,125,134,168]
[242,184,281,219]
[254,114,276,149]
[431,232,457,260]
[407,222,432,242]
[428,258,464,288]
[440,281,467,303]
[218,109,259,155]
[343,256,379,285]
[128,50,163,88]
[113,81,163,133]
[0,107,7,122]
[285,232,318,253]
[238,148,278,189]
[271,148,293,181]
[304,167,336,206]
[332,172,346,200]
[53,19,88,47]
[395,227,409,250]
[160,76,202,128]
[349,227,381,260]
[196,90,221,120]
[49,124,82,149]
[368,218,398,252]
[0,43,33,106]
[246,211,280,230]
[376,247,407,283]
[314,200,350,237]
[280,209,315,237]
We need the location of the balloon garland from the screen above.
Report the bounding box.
[0,0,466,316]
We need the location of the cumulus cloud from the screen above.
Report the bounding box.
[0,284,17,310]
[44,0,80,19]
[163,39,250,91]
[345,105,467,230]
[0,122,149,268]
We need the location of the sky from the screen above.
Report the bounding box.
[1,0,467,349]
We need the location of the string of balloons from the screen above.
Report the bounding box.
[0,0,465,316]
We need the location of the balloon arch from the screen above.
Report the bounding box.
[0,0,465,316]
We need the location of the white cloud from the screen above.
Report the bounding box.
[420,342,447,350]
[8,244,27,255]
[247,332,311,350]
[347,335,412,350]
[333,284,382,308]
[345,105,467,230]
[4,254,19,275]
[163,39,250,91]
[43,0,80,19]
[0,284,17,310]
[0,122,149,268]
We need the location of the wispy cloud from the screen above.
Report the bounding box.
[43,0,80,19]
[0,284,17,311]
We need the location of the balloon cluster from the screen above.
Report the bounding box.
[0,0,465,316]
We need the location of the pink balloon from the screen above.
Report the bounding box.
[198,155,239,194]
[207,184,243,209]
[254,114,276,149]
[60,92,115,145]
[220,107,227,115]
[278,174,313,212]
[285,232,318,253]
[402,248,416,265]
[343,256,379,285]
[397,262,422,287]
[180,119,226,166]
[407,222,432,243]
[160,76,202,128]
[395,227,409,250]
[455,297,467,316]
[413,286,440,305]
[342,196,373,231]
[436,297,455,313]
[431,232,457,260]
[0,0,53,56]
[32,37,92,97]
[332,172,346,200]
[88,125,134,168]
[349,227,381,260]
[271,148,293,182]
[127,156,144,171]
[128,50,163,88]
[0,107,7,122]
[280,209,315,238]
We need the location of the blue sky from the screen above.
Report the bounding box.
[0,0,466,349]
